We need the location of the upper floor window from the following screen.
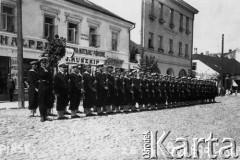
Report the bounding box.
[179,14,184,32]
[169,8,175,28]
[158,35,163,51]
[44,15,57,39]
[186,17,191,34]
[179,42,182,56]
[89,27,100,47]
[149,0,156,20]
[169,39,173,54]
[67,21,78,43]
[158,3,165,24]
[112,32,118,51]
[192,62,197,70]
[148,32,154,49]
[185,44,189,57]
[1,5,15,32]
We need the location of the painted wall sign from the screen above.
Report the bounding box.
[66,56,101,65]
[105,58,124,68]
[0,34,105,58]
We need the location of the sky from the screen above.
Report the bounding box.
[90,0,240,54]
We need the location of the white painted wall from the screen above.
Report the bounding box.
[192,59,219,79]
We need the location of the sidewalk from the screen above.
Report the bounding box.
[0,101,28,110]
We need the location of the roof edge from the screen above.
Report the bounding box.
[66,0,135,26]
[175,0,199,14]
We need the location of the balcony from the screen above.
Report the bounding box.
[1,13,15,33]
[169,22,175,29]
[186,29,191,35]
[158,48,164,53]
[89,34,100,48]
[179,27,184,32]
[159,18,165,24]
[149,13,156,21]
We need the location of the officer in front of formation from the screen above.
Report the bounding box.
[69,64,82,118]
[28,61,39,117]
[37,57,52,122]
[53,63,69,120]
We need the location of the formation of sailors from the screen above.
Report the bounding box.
[27,57,218,122]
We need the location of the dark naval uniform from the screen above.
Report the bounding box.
[27,69,38,110]
[95,71,106,108]
[37,67,52,118]
[69,72,82,111]
[54,71,69,111]
[83,71,96,109]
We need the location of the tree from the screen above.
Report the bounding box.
[41,35,66,71]
[139,55,160,73]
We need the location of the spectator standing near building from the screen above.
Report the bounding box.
[7,74,15,102]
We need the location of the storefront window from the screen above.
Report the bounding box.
[0,56,10,94]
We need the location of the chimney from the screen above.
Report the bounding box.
[194,48,198,54]
[206,51,209,56]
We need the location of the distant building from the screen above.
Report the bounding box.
[208,48,240,63]
[192,54,240,89]
[141,0,198,76]
[0,0,134,99]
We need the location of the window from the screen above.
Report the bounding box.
[148,32,154,49]
[169,39,173,54]
[1,5,15,32]
[192,62,197,70]
[67,22,78,43]
[185,44,189,57]
[112,32,118,51]
[186,17,191,34]
[179,14,184,32]
[44,15,57,39]
[149,0,156,20]
[158,35,163,51]
[159,3,164,19]
[169,8,175,28]
[89,27,100,47]
[179,42,182,55]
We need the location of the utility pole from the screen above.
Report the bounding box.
[221,34,224,96]
[17,0,25,108]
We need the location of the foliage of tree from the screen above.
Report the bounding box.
[41,35,66,68]
[138,55,160,73]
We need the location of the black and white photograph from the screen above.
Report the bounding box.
[0,0,240,159]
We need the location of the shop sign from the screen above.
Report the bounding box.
[66,56,101,65]
[65,48,74,57]
[0,34,105,58]
[105,58,124,68]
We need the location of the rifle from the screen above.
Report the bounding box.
[106,65,110,98]
[131,77,134,100]
[81,78,85,100]
[139,78,143,98]
[114,76,118,97]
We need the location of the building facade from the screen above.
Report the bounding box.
[0,0,134,97]
[141,0,198,76]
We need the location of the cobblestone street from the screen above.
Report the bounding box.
[1,95,240,159]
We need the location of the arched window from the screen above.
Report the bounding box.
[166,68,174,76]
[179,69,187,77]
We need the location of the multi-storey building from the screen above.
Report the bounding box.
[0,0,134,98]
[141,0,198,76]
